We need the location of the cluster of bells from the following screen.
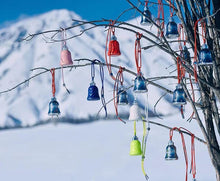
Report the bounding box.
[140,6,213,65]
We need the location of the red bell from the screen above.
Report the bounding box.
[108,35,121,57]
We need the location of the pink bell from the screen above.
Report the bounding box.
[60,45,73,66]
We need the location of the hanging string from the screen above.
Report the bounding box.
[157,0,164,37]
[105,20,116,81]
[169,127,197,181]
[50,68,56,97]
[61,29,70,94]
[145,0,148,7]
[193,18,204,83]
[99,62,107,117]
[168,0,175,17]
[91,62,95,82]
[141,90,150,180]
[135,33,143,75]
[178,24,186,51]
[113,67,126,124]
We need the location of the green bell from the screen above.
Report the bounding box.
[129,136,142,156]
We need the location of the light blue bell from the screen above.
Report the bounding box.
[87,81,100,101]
[165,140,178,160]
[173,84,186,105]
[48,97,61,116]
[181,46,191,64]
[117,86,128,105]
[165,16,179,39]
[140,6,152,26]
[198,44,213,65]
[133,75,147,93]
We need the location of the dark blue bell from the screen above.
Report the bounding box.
[87,81,100,101]
[198,44,213,66]
[173,84,186,105]
[166,16,179,39]
[140,6,152,26]
[181,46,191,65]
[165,140,178,160]
[117,86,128,105]
[48,97,61,117]
[133,75,148,93]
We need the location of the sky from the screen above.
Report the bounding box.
[0,0,140,25]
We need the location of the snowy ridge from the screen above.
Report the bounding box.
[0,9,178,126]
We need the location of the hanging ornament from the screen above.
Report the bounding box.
[60,30,73,66]
[87,62,100,101]
[165,139,178,160]
[133,33,147,93]
[105,21,121,81]
[167,127,197,181]
[173,84,186,105]
[113,67,127,123]
[166,16,179,39]
[129,98,142,121]
[140,1,152,26]
[156,0,165,37]
[181,46,191,65]
[48,68,61,117]
[130,121,142,156]
[198,44,213,65]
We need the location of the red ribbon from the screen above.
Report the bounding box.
[157,0,164,37]
[113,67,126,124]
[50,68,56,97]
[168,0,175,17]
[135,33,142,75]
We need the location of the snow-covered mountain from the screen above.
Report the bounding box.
[0,9,178,126]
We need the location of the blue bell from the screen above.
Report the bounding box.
[133,75,148,93]
[198,44,213,65]
[173,84,186,105]
[87,81,100,101]
[48,97,61,117]
[181,46,191,65]
[165,16,179,39]
[117,86,128,105]
[165,140,178,160]
[140,6,152,26]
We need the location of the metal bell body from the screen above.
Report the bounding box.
[130,136,142,156]
[60,45,73,66]
[198,44,213,65]
[87,81,100,101]
[165,17,179,39]
[117,87,128,105]
[173,84,186,105]
[48,97,61,116]
[140,6,152,26]
[133,75,147,93]
[128,102,142,121]
[108,35,121,57]
[165,140,178,160]
[181,46,191,64]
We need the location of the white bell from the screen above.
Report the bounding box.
[128,101,142,121]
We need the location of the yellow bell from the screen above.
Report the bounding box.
[130,136,142,156]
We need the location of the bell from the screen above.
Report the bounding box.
[165,16,179,39]
[108,35,121,57]
[117,86,128,105]
[60,45,73,66]
[140,6,152,26]
[165,140,178,160]
[87,81,100,101]
[181,46,191,65]
[48,97,61,116]
[173,84,186,105]
[133,75,147,93]
[128,101,142,121]
[198,44,213,65]
[130,135,142,156]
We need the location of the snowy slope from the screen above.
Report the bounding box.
[0,116,216,181]
[0,9,179,126]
